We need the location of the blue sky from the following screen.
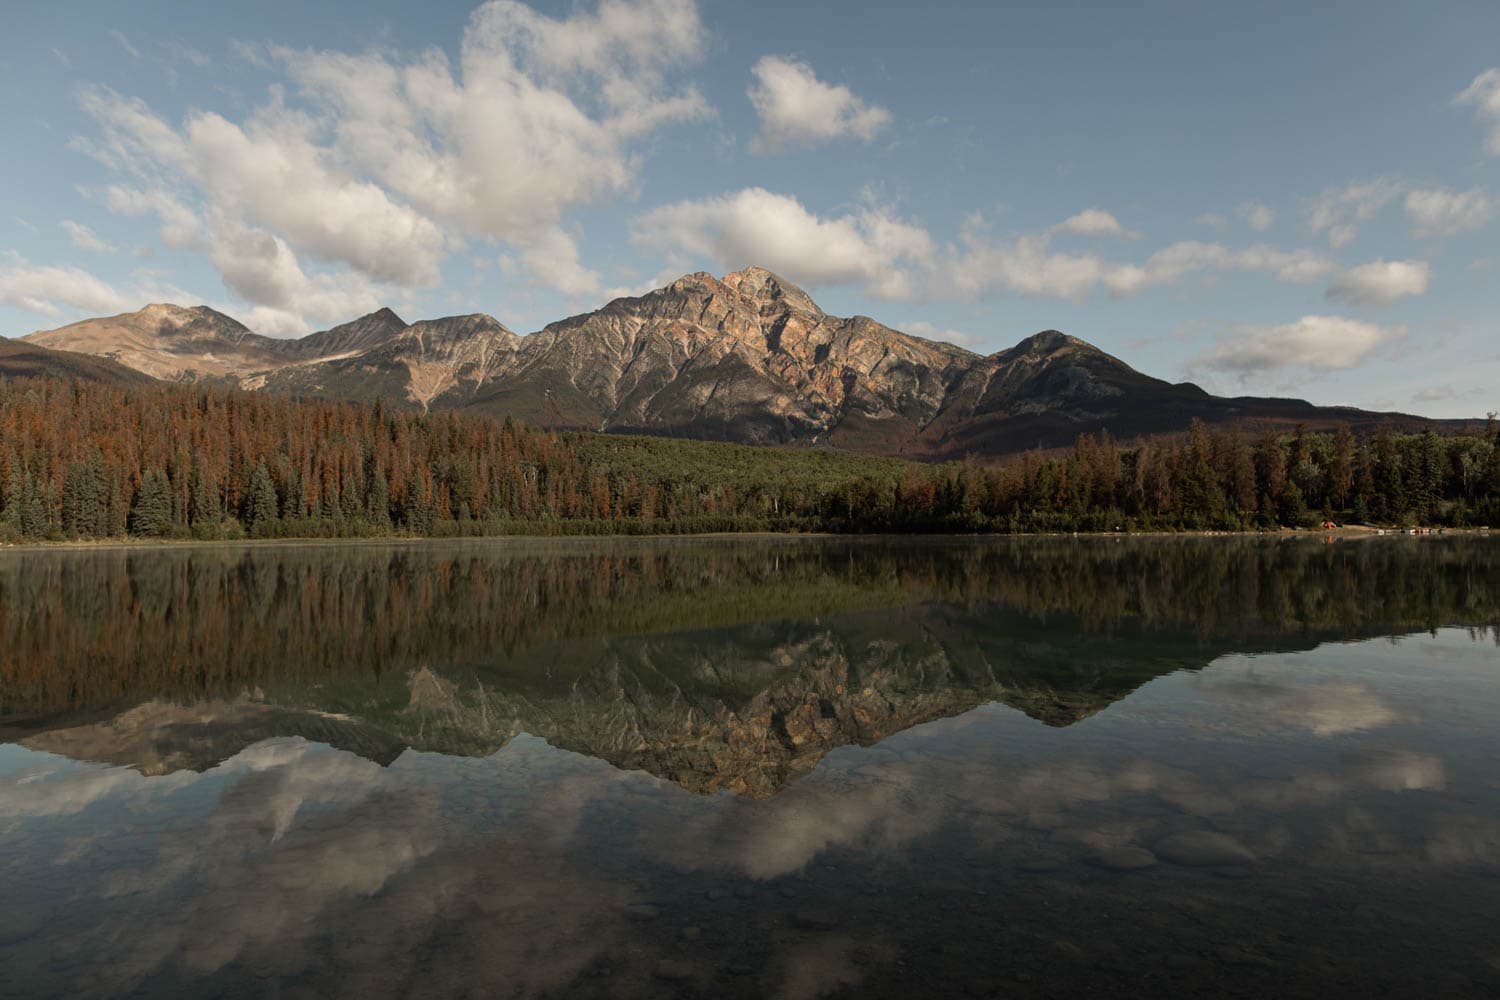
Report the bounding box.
[2,0,1498,416]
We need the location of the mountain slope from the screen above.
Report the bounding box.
[23,304,282,381]
[0,336,157,386]
[20,268,1460,456]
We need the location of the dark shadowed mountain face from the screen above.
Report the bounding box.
[19,269,1458,456]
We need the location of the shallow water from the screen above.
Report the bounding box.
[2,535,1499,998]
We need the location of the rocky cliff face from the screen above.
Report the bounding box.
[20,268,1440,455]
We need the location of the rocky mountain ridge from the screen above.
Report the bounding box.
[17,267,1452,456]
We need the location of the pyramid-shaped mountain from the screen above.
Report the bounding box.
[18,267,1448,456]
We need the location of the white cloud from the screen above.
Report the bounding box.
[504,226,633,300]
[943,225,1108,301]
[82,89,446,287]
[1325,259,1430,306]
[60,220,117,254]
[1404,186,1494,237]
[1456,68,1500,156]
[277,0,710,236]
[1238,201,1274,232]
[76,0,713,323]
[541,176,1350,309]
[1195,212,1228,232]
[102,185,201,248]
[1102,241,1334,296]
[0,263,131,316]
[634,187,931,300]
[1190,315,1402,376]
[746,55,890,154]
[0,256,193,318]
[108,29,141,61]
[202,212,386,335]
[1050,208,1139,240]
[903,320,979,349]
[1302,178,1402,248]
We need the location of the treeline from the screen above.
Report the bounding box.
[1,375,1498,541]
[856,418,1500,533]
[7,537,1498,719]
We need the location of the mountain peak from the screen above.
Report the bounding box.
[1013,330,1090,355]
[720,266,823,316]
[293,307,408,358]
[362,306,406,326]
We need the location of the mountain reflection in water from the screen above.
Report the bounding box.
[2,536,1499,998]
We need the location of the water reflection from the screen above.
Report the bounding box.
[2,537,1500,998]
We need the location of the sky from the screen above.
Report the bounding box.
[2,0,1498,417]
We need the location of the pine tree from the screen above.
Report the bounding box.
[189,461,219,527]
[20,474,51,538]
[245,462,280,534]
[130,469,175,537]
[0,450,20,528]
[60,453,109,537]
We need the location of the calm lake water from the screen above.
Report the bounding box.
[2,535,1499,999]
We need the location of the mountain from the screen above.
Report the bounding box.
[23,303,281,381]
[19,268,1457,456]
[0,335,157,386]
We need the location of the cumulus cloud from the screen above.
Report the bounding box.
[1101,241,1334,297]
[746,55,890,154]
[0,256,194,318]
[1456,68,1500,156]
[1195,212,1229,232]
[60,220,117,254]
[1237,201,1275,231]
[942,224,1109,300]
[634,187,931,300]
[202,212,386,334]
[1405,186,1494,237]
[500,226,636,300]
[278,0,709,235]
[75,0,714,328]
[1325,259,1430,306]
[1302,178,1402,248]
[1050,208,1140,240]
[81,87,446,287]
[636,184,1347,307]
[1190,315,1402,376]
[101,184,201,248]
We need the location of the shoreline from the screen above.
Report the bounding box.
[0,524,1490,553]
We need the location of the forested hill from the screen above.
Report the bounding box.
[1,375,1498,542]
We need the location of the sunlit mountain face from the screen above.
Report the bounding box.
[16,270,1463,458]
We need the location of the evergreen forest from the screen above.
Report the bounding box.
[2,375,1498,542]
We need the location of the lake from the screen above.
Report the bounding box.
[2,535,1499,998]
